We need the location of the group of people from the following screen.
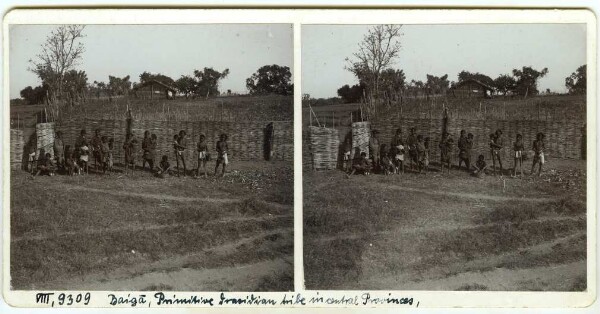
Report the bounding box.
[346,127,547,177]
[32,128,231,178]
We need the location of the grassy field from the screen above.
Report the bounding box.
[303,95,586,128]
[303,159,586,291]
[10,161,293,291]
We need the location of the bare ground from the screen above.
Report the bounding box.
[303,159,587,291]
[10,161,293,291]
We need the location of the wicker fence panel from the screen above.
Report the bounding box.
[308,126,339,170]
[351,122,371,159]
[371,118,585,161]
[54,119,293,163]
[10,129,24,170]
[36,123,55,159]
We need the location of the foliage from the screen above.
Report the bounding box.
[512,66,548,97]
[193,67,230,98]
[346,25,403,112]
[107,75,132,96]
[379,68,406,97]
[28,25,86,105]
[337,83,365,103]
[425,74,450,95]
[565,65,586,95]
[494,74,517,96]
[20,85,47,105]
[457,71,495,87]
[246,64,293,96]
[175,75,197,98]
[139,72,175,86]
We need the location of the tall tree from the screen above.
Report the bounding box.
[425,74,450,95]
[20,85,47,105]
[108,75,132,96]
[175,75,197,98]
[379,68,406,97]
[494,74,516,96]
[346,25,403,113]
[63,70,88,104]
[337,83,365,103]
[29,25,86,104]
[246,64,293,95]
[194,67,230,98]
[512,66,548,97]
[565,65,586,95]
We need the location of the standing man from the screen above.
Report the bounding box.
[407,127,418,171]
[491,129,504,175]
[369,130,381,172]
[176,130,188,176]
[457,130,471,171]
[91,129,103,172]
[141,131,155,172]
[53,131,65,172]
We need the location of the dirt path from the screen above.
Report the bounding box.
[311,215,584,243]
[378,183,557,203]
[33,228,293,291]
[59,184,292,210]
[13,214,292,243]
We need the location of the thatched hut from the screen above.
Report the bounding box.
[451,79,494,98]
[132,80,178,100]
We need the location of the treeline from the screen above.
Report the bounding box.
[333,66,587,104]
[19,25,293,106]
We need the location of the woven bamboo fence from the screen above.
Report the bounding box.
[35,123,55,159]
[53,119,293,164]
[371,116,585,162]
[307,126,339,170]
[351,122,371,159]
[10,129,24,170]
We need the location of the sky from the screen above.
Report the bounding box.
[302,24,587,98]
[10,24,293,99]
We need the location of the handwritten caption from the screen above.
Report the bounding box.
[36,292,418,307]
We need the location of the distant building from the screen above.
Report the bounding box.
[132,80,178,100]
[451,79,494,98]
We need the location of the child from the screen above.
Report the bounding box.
[64,145,80,176]
[472,154,488,178]
[380,144,394,175]
[407,127,418,171]
[123,134,137,175]
[35,152,55,176]
[53,131,65,172]
[156,155,171,178]
[439,132,452,174]
[416,135,427,174]
[91,129,103,172]
[215,133,229,177]
[490,129,504,176]
[196,134,208,178]
[342,134,352,172]
[369,130,381,172]
[531,132,546,176]
[423,137,431,172]
[457,130,471,171]
[141,130,155,172]
[79,140,90,174]
[512,133,525,177]
[391,128,405,174]
[350,152,372,175]
[175,130,188,176]
[107,137,115,172]
[100,136,110,174]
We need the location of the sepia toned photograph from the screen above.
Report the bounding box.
[8,23,294,291]
[302,23,588,291]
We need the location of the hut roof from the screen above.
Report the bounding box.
[133,80,178,93]
[452,79,494,91]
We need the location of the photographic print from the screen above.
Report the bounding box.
[8,23,294,291]
[302,23,588,291]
